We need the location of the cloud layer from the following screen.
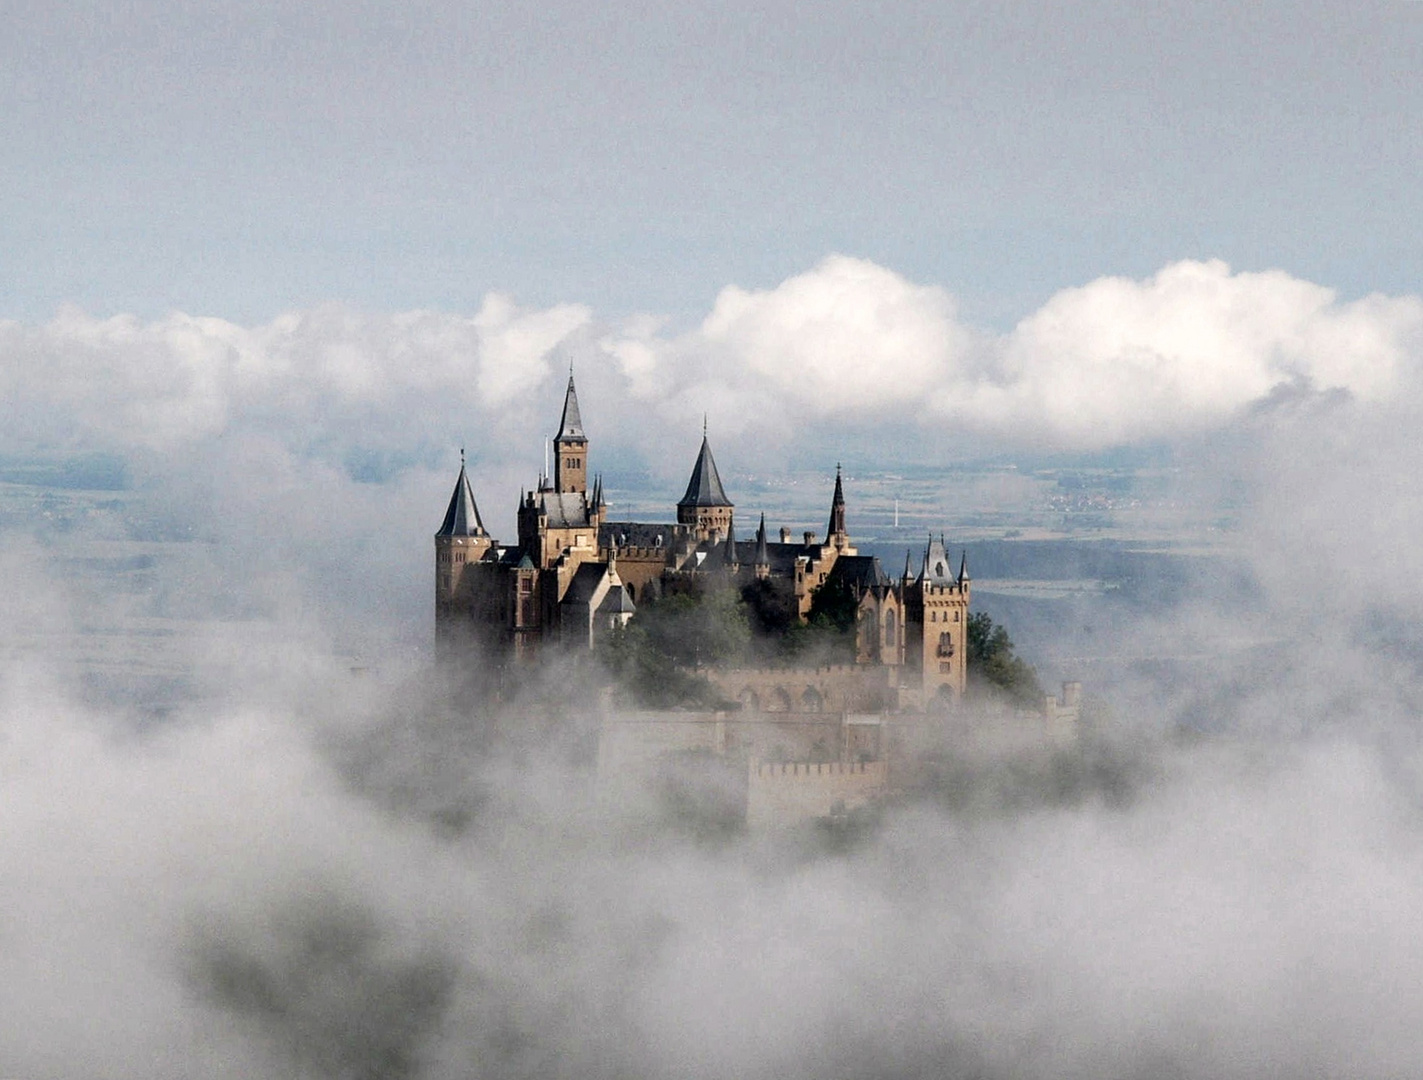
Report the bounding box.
[4,257,1419,481]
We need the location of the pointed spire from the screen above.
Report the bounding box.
[721,516,738,568]
[958,549,969,585]
[678,435,733,508]
[754,513,770,567]
[555,373,584,441]
[436,457,487,537]
[827,463,847,538]
[903,548,913,584]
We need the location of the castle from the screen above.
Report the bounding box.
[435,374,1080,826]
[435,373,972,710]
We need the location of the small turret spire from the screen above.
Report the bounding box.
[721,515,738,569]
[958,549,969,586]
[754,513,770,568]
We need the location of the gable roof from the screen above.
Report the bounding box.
[563,561,610,606]
[677,436,733,508]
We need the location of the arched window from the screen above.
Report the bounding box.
[770,687,792,713]
[801,686,824,713]
[885,609,897,646]
[937,632,954,658]
[738,687,759,712]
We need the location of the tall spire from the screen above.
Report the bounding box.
[436,457,487,537]
[754,513,770,567]
[556,373,584,441]
[827,463,847,538]
[958,549,970,586]
[552,372,588,494]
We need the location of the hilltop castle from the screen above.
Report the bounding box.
[435,373,972,710]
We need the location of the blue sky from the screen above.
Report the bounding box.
[5,0,1421,325]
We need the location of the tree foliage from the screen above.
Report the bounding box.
[602,588,749,707]
[966,611,1043,706]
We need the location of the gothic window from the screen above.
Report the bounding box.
[937,632,954,658]
[739,687,759,712]
[936,561,945,577]
[802,686,824,713]
[885,609,897,646]
[770,687,791,713]
[954,610,960,622]
[931,611,937,623]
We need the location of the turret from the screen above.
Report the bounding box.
[754,513,771,579]
[676,422,734,541]
[721,515,739,570]
[435,451,493,630]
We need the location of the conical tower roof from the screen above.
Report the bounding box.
[677,436,733,508]
[436,458,487,537]
[754,513,770,567]
[555,373,584,441]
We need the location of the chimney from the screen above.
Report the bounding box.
[804,531,817,545]
[780,527,792,543]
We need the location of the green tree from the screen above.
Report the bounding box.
[966,611,1043,706]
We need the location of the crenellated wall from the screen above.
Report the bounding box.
[745,759,888,829]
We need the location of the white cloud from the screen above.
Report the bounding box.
[3,256,1420,484]
[983,260,1423,445]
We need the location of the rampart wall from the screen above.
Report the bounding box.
[745,759,888,829]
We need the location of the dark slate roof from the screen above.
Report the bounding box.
[563,561,609,605]
[597,583,636,615]
[753,513,770,566]
[538,490,593,529]
[436,464,487,537]
[922,536,955,585]
[825,555,891,592]
[556,374,585,441]
[677,437,733,508]
[600,521,677,549]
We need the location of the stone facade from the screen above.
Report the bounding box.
[435,375,971,699]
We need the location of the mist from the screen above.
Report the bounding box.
[7,260,1423,1077]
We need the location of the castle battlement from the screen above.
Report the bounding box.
[751,760,882,778]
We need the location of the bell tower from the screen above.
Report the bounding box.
[553,372,587,495]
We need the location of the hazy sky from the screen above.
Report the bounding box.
[12,9,1423,1077]
[4,0,1421,324]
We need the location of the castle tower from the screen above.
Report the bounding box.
[553,372,587,495]
[435,452,493,635]
[753,513,771,580]
[827,463,848,550]
[904,534,970,702]
[677,427,734,541]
